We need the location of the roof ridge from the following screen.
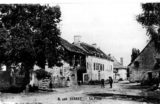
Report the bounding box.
[80,42,113,61]
[72,43,89,54]
[60,37,86,54]
[60,38,113,61]
[113,56,123,66]
[80,42,95,48]
[128,40,152,66]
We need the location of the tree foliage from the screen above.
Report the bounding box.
[34,69,51,80]
[137,3,160,52]
[0,4,62,86]
[131,48,140,63]
[0,4,62,68]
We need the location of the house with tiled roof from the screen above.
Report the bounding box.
[60,38,86,55]
[32,35,113,88]
[73,35,114,82]
[112,57,127,81]
[32,37,87,88]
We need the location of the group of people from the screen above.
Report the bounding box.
[101,77,113,88]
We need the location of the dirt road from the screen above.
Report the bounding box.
[0,82,160,104]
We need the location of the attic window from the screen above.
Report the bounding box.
[134,61,139,68]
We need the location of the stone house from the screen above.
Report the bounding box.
[128,40,160,84]
[112,57,127,81]
[73,35,114,82]
[43,36,113,85]
[31,37,86,88]
[35,35,114,86]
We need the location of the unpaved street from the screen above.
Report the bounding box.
[1,82,160,104]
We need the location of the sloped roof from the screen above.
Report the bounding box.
[112,56,127,69]
[128,40,151,66]
[60,38,86,55]
[60,38,113,61]
[79,42,113,61]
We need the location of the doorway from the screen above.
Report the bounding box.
[98,71,100,81]
[148,72,152,80]
[77,69,83,81]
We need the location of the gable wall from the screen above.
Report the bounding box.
[129,41,159,82]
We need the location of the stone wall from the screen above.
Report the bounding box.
[129,41,160,82]
[32,61,78,88]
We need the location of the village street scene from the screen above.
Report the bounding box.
[1,0,160,104]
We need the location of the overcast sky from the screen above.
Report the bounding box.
[59,0,149,66]
[1,0,157,65]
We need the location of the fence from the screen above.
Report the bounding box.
[38,78,50,90]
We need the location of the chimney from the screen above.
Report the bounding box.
[92,43,97,48]
[120,57,123,66]
[74,35,81,45]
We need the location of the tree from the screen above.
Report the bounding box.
[0,4,62,87]
[35,69,51,80]
[131,48,140,63]
[137,3,160,52]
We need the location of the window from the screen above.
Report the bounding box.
[98,64,100,70]
[134,61,139,68]
[103,64,104,71]
[93,63,104,71]
[100,64,103,71]
[96,63,99,70]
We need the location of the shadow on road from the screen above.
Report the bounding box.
[87,93,160,103]
[122,84,150,90]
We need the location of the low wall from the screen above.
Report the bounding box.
[0,71,11,91]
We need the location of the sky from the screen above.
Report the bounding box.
[0,0,158,65]
[59,0,149,66]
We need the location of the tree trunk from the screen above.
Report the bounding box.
[6,64,12,85]
[22,63,33,90]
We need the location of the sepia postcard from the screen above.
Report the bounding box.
[0,0,160,104]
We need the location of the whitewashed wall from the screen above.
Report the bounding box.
[86,56,113,81]
[118,69,127,80]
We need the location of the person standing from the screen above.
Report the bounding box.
[66,77,70,87]
[101,79,105,88]
[109,77,113,88]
